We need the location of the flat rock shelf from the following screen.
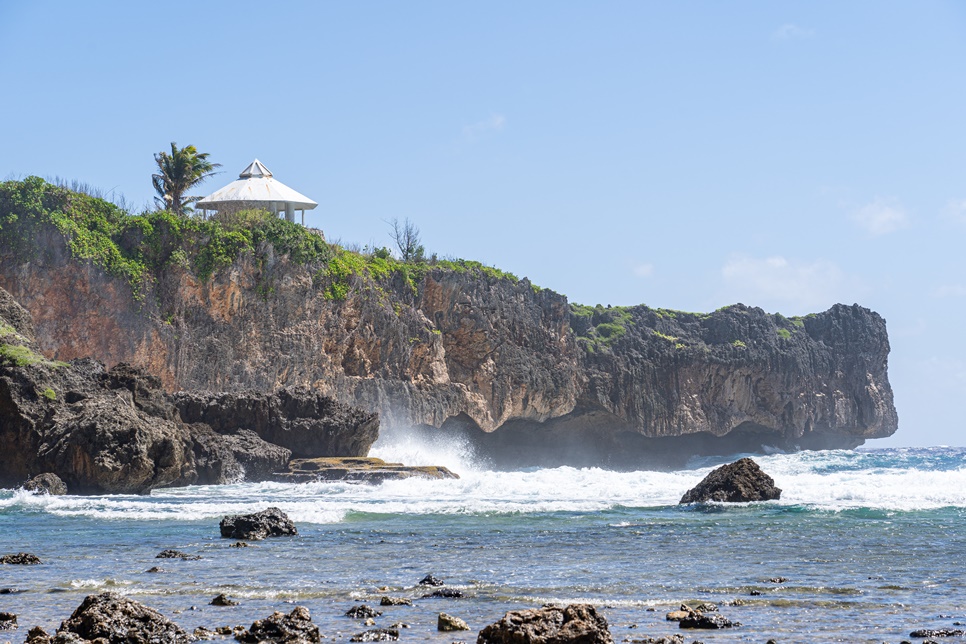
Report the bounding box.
[269,457,459,484]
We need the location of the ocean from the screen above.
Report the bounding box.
[2,434,965,644]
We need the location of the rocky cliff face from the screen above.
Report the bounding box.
[0,287,378,493]
[0,189,898,467]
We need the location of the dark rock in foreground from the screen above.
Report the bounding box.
[23,473,68,495]
[679,458,781,504]
[478,604,613,644]
[56,592,190,643]
[237,606,320,643]
[220,507,297,540]
[0,553,41,565]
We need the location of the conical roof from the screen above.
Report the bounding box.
[196,159,317,210]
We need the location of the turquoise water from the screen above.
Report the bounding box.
[2,443,965,643]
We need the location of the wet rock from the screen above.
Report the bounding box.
[749,590,763,596]
[220,507,297,540]
[144,566,164,573]
[0,611,16,629]
[0,552,41,564]
[380,596,413,606]
[419,574,445,586]
[422,588,464,598]
[438,613,470,631]
[345,605,382,619]
[23,626,51,643]
[229,541,250,548]
[665,610,689,622]
[211,593,239,606]
[679,458,781,504]
[389,622,409,629]
[0,587,18,593]
[23,473,68,495]
[478,604,613,644]
[156,549,201,560]
[237,606,320,643]
[628,637,683,644]
[56,591,190,643]
[350,628,399,642]
[767,577,788,583]
[678,612,739,629]
[909,629,965,638]
[194,626,219,640]
[687,603,717,613]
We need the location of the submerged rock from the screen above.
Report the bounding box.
[156,549,201,560]
[23,473,68,495]
[350,628,400,642]
[437,612,469,631]
[0,552,41,565]
[478,604,613,644]
[57,592,190,643]
[220,507,297,540]
[237,606,320,643]
[679,458,781,504]
[422,588,464,598]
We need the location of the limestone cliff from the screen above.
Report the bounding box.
[0,179,897,467]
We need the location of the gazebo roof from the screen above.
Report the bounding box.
[196,159,317,210]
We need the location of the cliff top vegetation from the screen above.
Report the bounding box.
[0,177,528,302]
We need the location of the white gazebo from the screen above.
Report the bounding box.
[196,159,317,224]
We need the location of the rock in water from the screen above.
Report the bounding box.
[419,573,445,586]
[56,592,190,643]
[679,458,781,504]
[210,593,238,606]
[678,612,739,629]
[220,507,297,540]
[437,612,469,631]
[237,606,320,643]
[156,549,201,560]
[345,605,382,619]
[350,628,400,642]
[478,604,613,644]
[0,552,41,564]
[22,473,68,495]
[380,596,413,606]
[0,611,16,629]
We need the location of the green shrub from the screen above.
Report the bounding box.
[42,387,56,400]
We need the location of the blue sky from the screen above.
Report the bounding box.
[2,2,965,446]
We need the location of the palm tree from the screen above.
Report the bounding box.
[152,143,221,215]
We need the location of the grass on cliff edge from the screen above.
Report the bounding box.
[0,177,332,296]
[0,177,529,302]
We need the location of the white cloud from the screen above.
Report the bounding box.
[461,114,506,142]
[719,254,856,313]
[632,262,654,278]
[771,23,814,41]
[941,198,966,226]
[851,197,909,235]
